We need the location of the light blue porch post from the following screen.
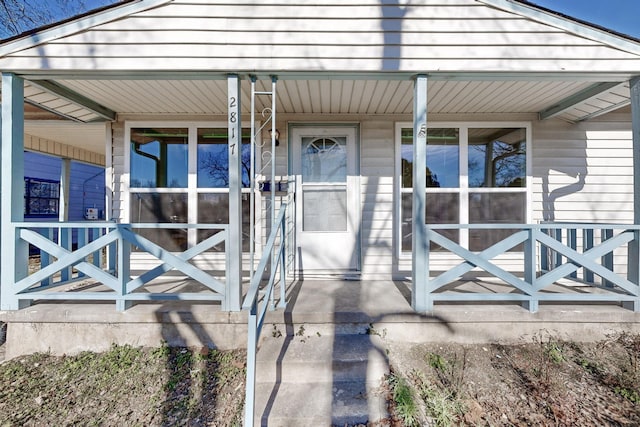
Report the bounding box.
[226,74,242,311]
[412,74,430,312]
[59,158,72,281]
[627,76,640,311]
[1,73,29,310]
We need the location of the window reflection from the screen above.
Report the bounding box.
[130,128,188,188]
[130,193,188,251]
[401,128,459,188]
[198,193,251,251]
[197,128,251,188]
[468,128,526,188]
[402,193,459,252]
[469,192,526,251]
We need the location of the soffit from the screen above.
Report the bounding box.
[24,121,106,154]
[16,76,633,158]
[48,78,601,119]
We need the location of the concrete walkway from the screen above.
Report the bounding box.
[1,278,640,359]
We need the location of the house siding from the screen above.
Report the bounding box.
[25,133,105,166]
[532,119,633,224]
[24,151,106,222]
[3,0,640,72]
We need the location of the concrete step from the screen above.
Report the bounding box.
[252,333,390,426]
[254,380,388,427]
[256,334,389,383]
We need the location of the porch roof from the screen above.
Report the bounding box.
[1,0,640,157]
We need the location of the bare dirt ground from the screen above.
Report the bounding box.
[0,331,638,426]
[385,331,640,426]
[0,344,246,426]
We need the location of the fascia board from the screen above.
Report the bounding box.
[479,0,640,56]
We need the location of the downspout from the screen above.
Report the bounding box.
[132,143,163,186]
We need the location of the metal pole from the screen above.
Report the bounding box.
[244,303,258,427]
[250,76,257,280]
[269,76,277,310]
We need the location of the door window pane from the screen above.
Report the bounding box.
[301,137,347,183]
[468,128,526,188]
[130,128,188,188]
[303,187,347,231]
[197,128,251,188]
[401,128,459,188]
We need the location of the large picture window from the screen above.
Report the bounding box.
[398,123,530,253]
[127,123,253,252]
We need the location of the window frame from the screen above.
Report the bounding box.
[395,121,532,258]
[124,121,259,251]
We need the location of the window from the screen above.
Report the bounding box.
[24,177,60,217]
[398,123,530,253]
[127,123,253,252]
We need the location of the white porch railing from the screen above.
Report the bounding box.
[11,222,231,310]
[422,223,640,312]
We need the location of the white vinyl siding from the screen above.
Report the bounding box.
[3,0,640,72]
[360,121,395,278]
[531,120,634,224]
[24,133,105,166]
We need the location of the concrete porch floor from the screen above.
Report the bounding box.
[1,278,640,360]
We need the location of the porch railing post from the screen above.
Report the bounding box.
[116,226,131,311]
[584,228,595,283]
[0,73,29,310]
[626,75,640,311]
[523,227,538,312]
[227,73,243,312]
[411,74,431,312]
[601,228,614,288]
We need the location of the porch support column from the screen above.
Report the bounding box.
[1,73,28,310]
[627,76,640,311]
[58,158,71,222]
[58,157,72,282]
[412,74,430,312]
[226,74,242,311]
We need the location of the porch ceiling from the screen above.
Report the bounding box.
[22,76,631,125]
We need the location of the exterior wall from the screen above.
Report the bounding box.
[24,151,106,222]
[110,112,635,279]
[25,133,105,166]
[360,120,395,278]
[532,117,633,224]
[3,0,640,73]
[532,115,634,276]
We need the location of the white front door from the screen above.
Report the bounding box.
[291,126,359,272]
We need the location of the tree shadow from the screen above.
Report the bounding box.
[154,301,244,426]
[380,0,409,71]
